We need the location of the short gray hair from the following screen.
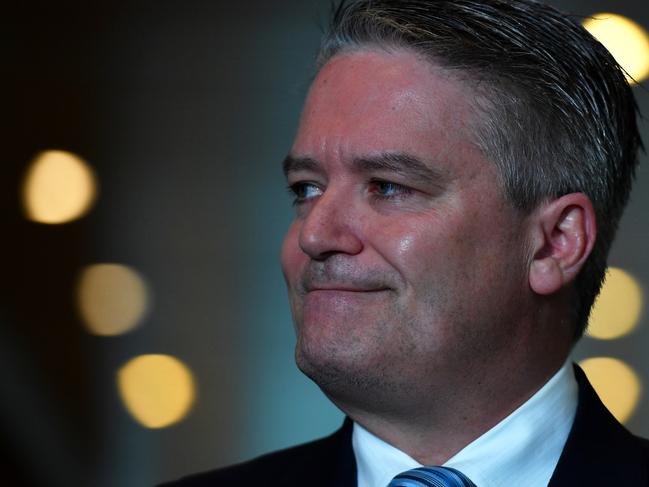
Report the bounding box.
[315,0,642,340]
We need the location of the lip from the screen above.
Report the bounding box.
[307,287,389,293]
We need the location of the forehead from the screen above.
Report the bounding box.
[293,49,478,164]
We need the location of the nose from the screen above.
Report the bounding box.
[298,190,364,260]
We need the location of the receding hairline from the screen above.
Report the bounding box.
[312,43,507,185]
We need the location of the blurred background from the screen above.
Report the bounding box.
[3,1,649,485]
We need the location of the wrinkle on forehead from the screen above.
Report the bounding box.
[307,48,473,131]
[295,49,479,171]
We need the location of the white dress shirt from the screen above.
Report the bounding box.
[352,360,578,487]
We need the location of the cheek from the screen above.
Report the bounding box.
[371,214,488,297]
[372,218,456,274]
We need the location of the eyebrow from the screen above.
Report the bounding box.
[283,155,319,177]
[283,152,446,186]
[353,153,446,186]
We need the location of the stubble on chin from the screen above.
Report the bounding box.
[292,312,423,415]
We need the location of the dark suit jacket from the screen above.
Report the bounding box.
[163,366,649,486]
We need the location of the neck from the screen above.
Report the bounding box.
[333,333,571,465]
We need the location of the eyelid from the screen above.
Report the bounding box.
[368,179,414,198]
[287,180,324,205]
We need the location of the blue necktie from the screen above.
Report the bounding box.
[387,466,477,486]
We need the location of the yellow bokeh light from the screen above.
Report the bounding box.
[77,263,149,336]
[117,354,196,429]
[22,150,98,224]
[583,13,649,84]
[587,267,643,340]
[579,357,641,423]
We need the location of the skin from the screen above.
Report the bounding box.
[280,49,595,465]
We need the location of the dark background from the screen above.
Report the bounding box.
[2,1,648,485]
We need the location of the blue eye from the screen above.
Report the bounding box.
[369,180,412,198]
[288,182,323,205]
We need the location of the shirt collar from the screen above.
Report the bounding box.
[353,360,578,487]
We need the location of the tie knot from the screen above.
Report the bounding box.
[387,466,477,487]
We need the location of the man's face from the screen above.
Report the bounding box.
[281,49,531,412]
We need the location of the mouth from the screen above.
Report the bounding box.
[306,287,390,294]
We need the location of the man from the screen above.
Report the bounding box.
[165,0,648,485]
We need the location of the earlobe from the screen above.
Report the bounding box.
[528,193,597,296]
[529,258,564,295]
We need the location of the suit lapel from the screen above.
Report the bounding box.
[276,417,357,487]
[548,365,649,485]
[329,418,357,487]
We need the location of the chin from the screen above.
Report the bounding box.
[295,338,402,409]
[296,337,359,387]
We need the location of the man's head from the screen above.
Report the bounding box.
[313,0,641,340]
[280,0,640,417]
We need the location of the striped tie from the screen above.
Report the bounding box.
[387,466,477,486]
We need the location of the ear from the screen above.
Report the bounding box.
[528,193,597,296]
